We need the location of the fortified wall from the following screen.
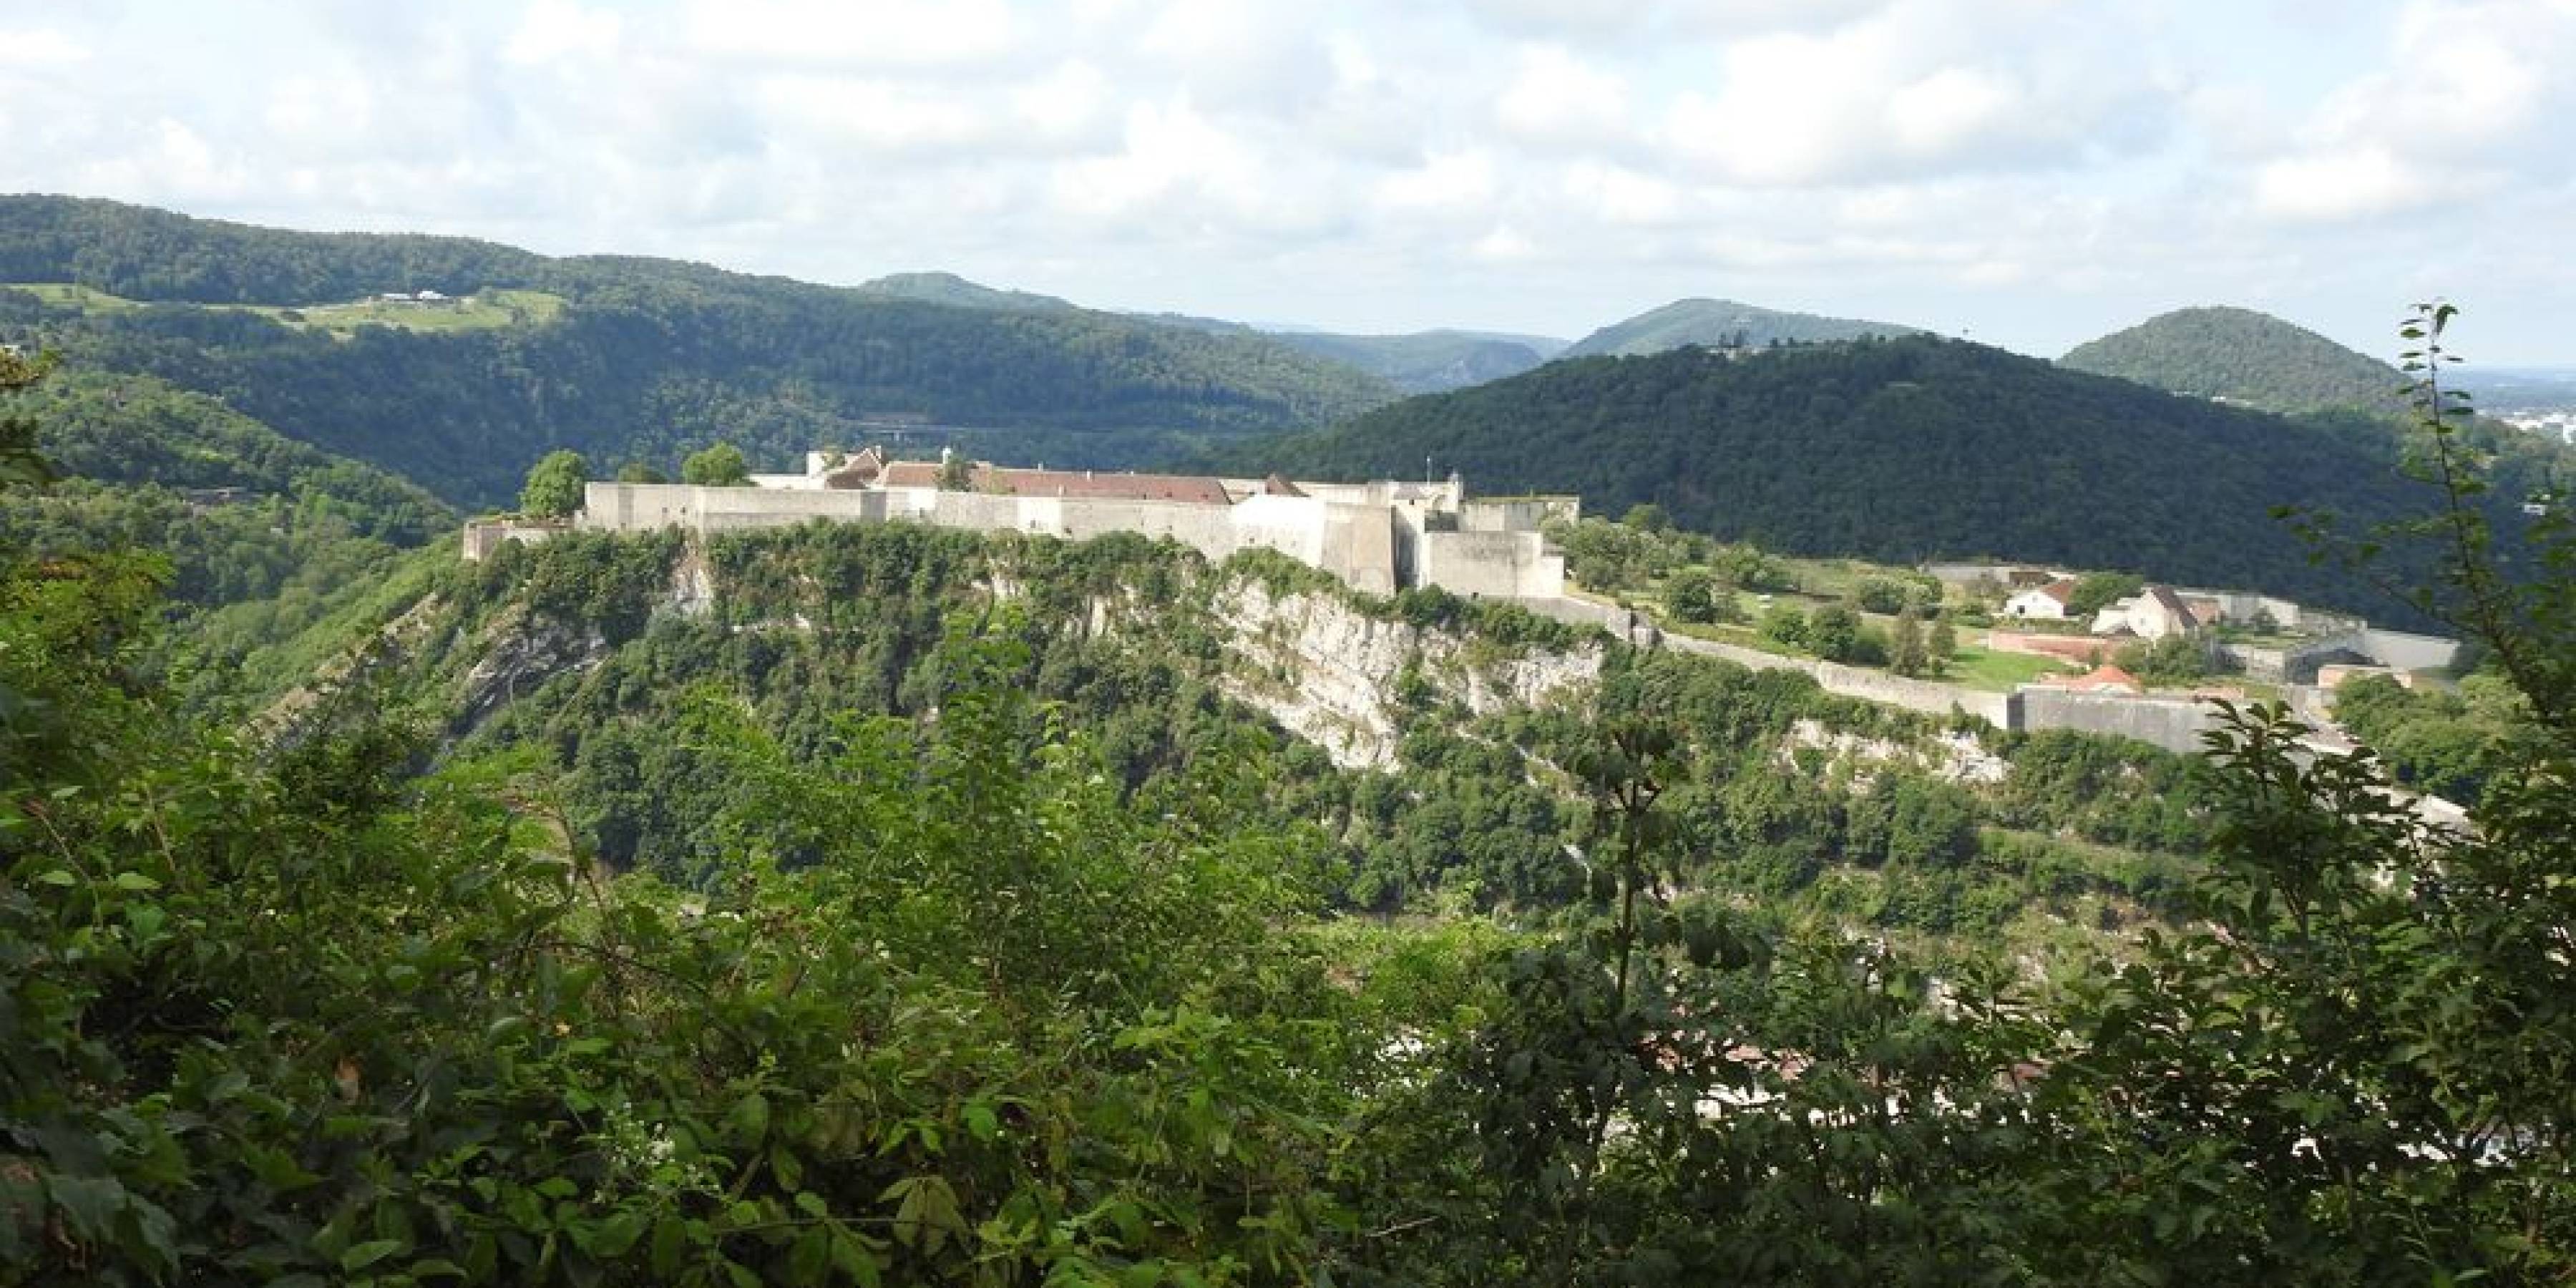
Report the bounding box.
[542,454,1570,603]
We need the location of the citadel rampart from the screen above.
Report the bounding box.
[562,477,1565,602]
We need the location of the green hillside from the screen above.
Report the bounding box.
[0,197,1400,504]
[1561,296,1921,358]
[0,369,455,696]
[2059,305,2405,414]
[1242,336,2507,619]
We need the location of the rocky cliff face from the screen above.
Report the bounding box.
[457,607,608,731]
[411,544,1609,773]
[1213,582,1602,769]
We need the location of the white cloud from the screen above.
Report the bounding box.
[1474,224,1536,260]
[1048,99,1272,222]
[1885,67,2017,157]
[2253,146,2446,223]
[0,28,88,65]
[502,0,623,67]
[1376,149,1498,214]
[683,0,1029,69]
[1563,161,1680,225]
[2247,0,2576,223]
[1656,1,2142,187]
[263,72,381,155]
[1012,60,1116,144]
[1494,45,1634,149]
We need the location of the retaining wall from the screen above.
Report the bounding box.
[2007,689,2221,753]
[2221,630,2368,683]
[1458,497,1580,533]
[1420,530,1564,599]
[461,518,568,560]
[2361,628,2462,673]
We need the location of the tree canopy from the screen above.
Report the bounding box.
[680,441,748,487]
[519,449,587,517]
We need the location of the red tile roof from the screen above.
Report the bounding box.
[875,460,1232,505]
[2039,663,2143,694]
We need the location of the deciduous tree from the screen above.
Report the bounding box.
[518,447,587,517]
[680,441,749,486]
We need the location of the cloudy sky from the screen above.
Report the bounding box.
[4,0,2571,361]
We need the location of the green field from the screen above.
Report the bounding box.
[11,282,142,312]
[2,283,565,335]
[1943,645,2075,691]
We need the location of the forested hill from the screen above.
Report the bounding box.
[1240,336,2466,617]
[1561,296,1921,358]
[0,370,456,697]
[2059,306,2405,414]
[0,196,1401,504]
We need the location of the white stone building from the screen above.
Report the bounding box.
[2092,585,2202,640]
[2002,578,2078,620]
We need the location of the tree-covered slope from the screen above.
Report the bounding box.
[1244,336,2474,616]
[1561,297,1921,358]
[0,369,457,696]
[2059,305,2405,414]
[0,196,1401,504]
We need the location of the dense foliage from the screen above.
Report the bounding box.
[0,196,1400,506]
[1559,296,1920,358]
[2059,305,2406,414]
[2331,668,2520,804]
[1242,335,2563,623]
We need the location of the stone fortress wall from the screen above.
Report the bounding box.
[560,464,1570,602]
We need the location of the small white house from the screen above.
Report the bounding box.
[2092,585,2202,640]
[2003,578,2078,620]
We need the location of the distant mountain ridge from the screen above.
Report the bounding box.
[0,195,1402,504]
[1561,297,1922,358]
[1263,330,1557,394]
[854,271,1078,313]
[1128,313,1568,393]
[2059,306,2405,415]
